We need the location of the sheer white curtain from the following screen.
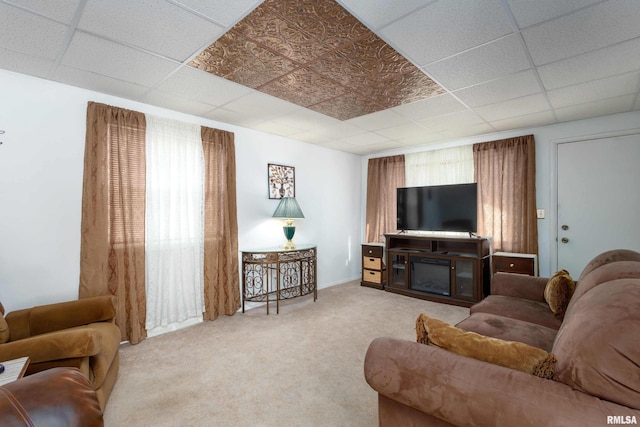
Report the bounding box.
[145,116,204,331]
[405,145,474,186]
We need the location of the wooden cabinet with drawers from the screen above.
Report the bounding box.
[492,252,537,276]
[361,243,385,289]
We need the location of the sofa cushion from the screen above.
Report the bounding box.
[577,249,640,281]
[565,260,640,319]
[417,314,556,379]
[543,270,575,318]
[457,312,558,352]
[552,278,640,410]
[470,295,562,330]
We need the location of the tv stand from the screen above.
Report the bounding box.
[384,233,490,307]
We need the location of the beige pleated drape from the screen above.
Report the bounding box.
[79,102,147,344]
[201,127,241,320]
[473,135,538,255]
[365,155,405,243]
[80,104,240,344]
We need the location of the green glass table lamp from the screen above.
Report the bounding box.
[272,197,305,249]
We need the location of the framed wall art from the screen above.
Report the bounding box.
[268,163,295,199]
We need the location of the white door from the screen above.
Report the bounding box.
[557,134,640,277]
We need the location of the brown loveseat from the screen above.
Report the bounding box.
[365,249,640,426]
[0,296,121,409]
[0,367,104,426]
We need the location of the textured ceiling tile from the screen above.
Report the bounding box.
[307,50,369,88]
[310,93,384,120]
[358,70,446,107]
[268,0,370,47]
[235,14,332,63]
[191,30,299,87]
[260,68,347,107]
[189,0,444,121]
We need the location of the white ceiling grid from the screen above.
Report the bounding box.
[0,0,638,154]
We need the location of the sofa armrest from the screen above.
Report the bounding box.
[0,367,103,427]
[490,272,548,302]
[0,327,101,363]
[6,296,116,340]
[364,337,638,426]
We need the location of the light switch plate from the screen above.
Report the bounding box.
[537,209,545,219]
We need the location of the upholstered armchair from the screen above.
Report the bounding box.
[0,296,121,409]
[0,367,104,426]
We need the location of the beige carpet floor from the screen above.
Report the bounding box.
[104,280,468,427]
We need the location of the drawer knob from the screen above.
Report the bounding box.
[509,263,515,268]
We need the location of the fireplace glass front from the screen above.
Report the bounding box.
[410,256,450,296]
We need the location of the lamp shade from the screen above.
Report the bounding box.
[272,197,305,219]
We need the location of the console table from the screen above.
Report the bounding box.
[241,245,317,314]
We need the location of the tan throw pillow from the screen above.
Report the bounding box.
[544,270,576,318]
[416,313,555,379]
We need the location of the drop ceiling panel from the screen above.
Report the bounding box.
[438,122,495,139]
[424,34,531,90]
[337,0,429,30]
[172,0,263,27]
[489,110,556,132]
[79,0,225,62]
[538,38,640,90]
[523,0,640,65]
[374,121,430,140]
[0,4,68,59]
[61,32,180,87]
[506,0,602,28]
[547,71,640,109]
[54,65,151,99]
[0,47,54,78]
[154,66,253,107]
[379,0,513,66]
[554,94,636,122]
[474,93,550,122]
[221,91,303,121]
[7,0,81,24]
[142,90,218,117]
[453,70,542,108]
[346,109,410,132]
[418,110,486,132]
[338,131,390,147]
[391,93,468,122]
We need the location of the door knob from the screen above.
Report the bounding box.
[561,237,569,243]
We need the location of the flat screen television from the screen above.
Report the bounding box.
[397,183,478,233]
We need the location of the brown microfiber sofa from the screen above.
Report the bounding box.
[365,249,640,426]
[0,296,120,410]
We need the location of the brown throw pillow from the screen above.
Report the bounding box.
[544,270,576,318]
[416,313,555,379]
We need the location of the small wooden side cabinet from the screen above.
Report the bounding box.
[361,243,385,289]
[492,252,537,276]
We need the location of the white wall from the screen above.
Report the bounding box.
[0,69,361,313]
[361,110,640,277]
